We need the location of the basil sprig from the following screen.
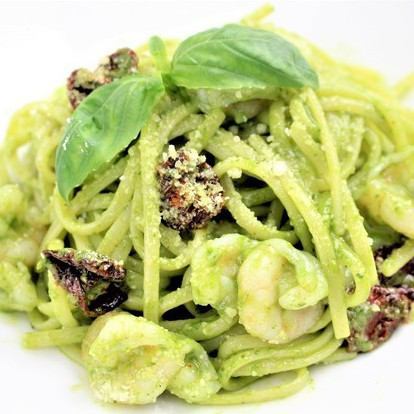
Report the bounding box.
[56,74,164,200]
[170,24,318,90]
[56,25,318,200]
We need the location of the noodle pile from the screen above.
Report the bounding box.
[1,5,414,405]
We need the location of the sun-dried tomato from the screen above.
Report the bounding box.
[43,249,128,317]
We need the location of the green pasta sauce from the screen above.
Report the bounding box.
[1,4,414,407]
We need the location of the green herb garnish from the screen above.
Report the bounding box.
[170,24,318,90]
[56,74,164,200]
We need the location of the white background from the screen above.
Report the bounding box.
[0,1,413,413]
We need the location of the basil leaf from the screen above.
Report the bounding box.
[170,24,318,90]
[56,74,164,200]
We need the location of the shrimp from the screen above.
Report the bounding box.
[0,184,25,218]
[0,261,37,312]
[0,184,43,267]
[168,336,220,403]
[163,234,257,340]
[82,312,219,404]
[359,178,414,239]
[238,239,326,344]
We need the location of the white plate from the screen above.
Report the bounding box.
[0,1,413,413]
